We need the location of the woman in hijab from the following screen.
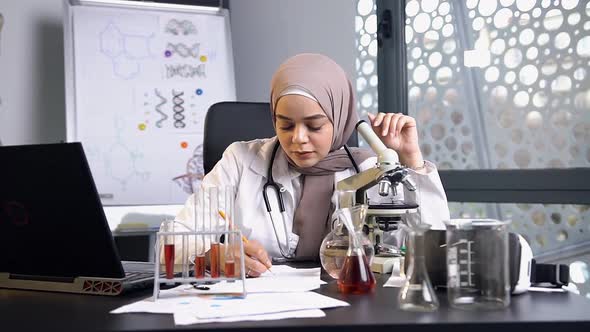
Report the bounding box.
[175,53,450,277]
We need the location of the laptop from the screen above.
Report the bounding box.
[0,142,156,296]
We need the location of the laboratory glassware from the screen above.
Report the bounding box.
[206,186,221,278]
[160,220,176,280]
[445,219,511,310]
[193,189,206,278]
[320,204,374,279]
[336,206,376,294]
[223,185,236,278]
[398,223,439,312]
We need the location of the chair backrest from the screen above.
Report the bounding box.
[202,101,358,174]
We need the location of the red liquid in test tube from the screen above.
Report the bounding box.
[225,260,235,278]
[194,255,205,278]
[164,244,175,279]
[210,243,221,278]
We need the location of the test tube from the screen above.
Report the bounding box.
[181,233,189,281]
[224,185,236,278]
[163,220,175,280]
[194,189,205,279]
[209,186,221,278]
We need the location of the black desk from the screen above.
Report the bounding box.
[1,273,589,332]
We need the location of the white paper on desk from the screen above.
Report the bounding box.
[187,266,325,294]
[110,289,212,314]
[194,292,348,319]
[260,265,321,278]
[173,309,325,325]
[111,288,349,318]
[189,277,325,294]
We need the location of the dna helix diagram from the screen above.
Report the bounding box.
[165,42,200,58]
[164,19,197,36]
[171,90,186,129]
[154,89,168,128]
[165,64,206,79]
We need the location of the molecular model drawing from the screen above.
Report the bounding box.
[164,42,200,58]
[172,144,204,194]
[165,64,206,79]
[164,19,197,36]
[103,118,150,192]
[99,22,154,79]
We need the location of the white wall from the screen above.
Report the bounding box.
[0,0,66,146]
[229,0,356,102]
[0,0,356,144]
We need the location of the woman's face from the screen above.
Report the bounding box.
[274,95,334,168]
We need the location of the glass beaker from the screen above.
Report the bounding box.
[445,219,511,310]
[398,223,439,312]
[335,206,376,294]
[320,204,374,279]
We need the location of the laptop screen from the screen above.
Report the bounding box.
[0,143,125,279]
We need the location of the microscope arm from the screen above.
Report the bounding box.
[356,121,399,165]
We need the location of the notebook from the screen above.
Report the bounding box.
[0,142,156,296]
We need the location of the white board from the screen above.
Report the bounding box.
[64,0,235,206]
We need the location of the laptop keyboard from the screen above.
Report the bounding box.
[122,261,157,282]
[124,271,154,282]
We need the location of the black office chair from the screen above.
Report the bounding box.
[202,101,358,174]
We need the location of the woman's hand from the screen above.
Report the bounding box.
[232,239,272,278]
[367,112,424,169]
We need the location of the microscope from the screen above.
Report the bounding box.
[337,120,419,254]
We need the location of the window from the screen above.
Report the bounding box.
[361,0,590,299]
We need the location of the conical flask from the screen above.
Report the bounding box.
[320,204,374,279]
[398,223,439,312]
[336,207,376,294]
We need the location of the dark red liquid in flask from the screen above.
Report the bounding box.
[164,244,175,279]
[337,254,376,294]
[210,243,221,278]
[194,255,205,278]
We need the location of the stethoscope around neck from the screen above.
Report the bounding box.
[262,140,360,261]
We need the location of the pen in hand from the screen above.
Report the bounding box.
[218,210,274,275]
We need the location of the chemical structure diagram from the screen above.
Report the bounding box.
[164,19,197,36]
[99,22,155,80]
[172,144,204,194]
[103,118,150,191]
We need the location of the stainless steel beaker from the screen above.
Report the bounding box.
[444,219,511,310]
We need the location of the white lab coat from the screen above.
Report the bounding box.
[172,137,450,260]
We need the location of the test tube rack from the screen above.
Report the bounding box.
[153,229,247,300]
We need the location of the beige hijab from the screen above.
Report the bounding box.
[270,53,373,258]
